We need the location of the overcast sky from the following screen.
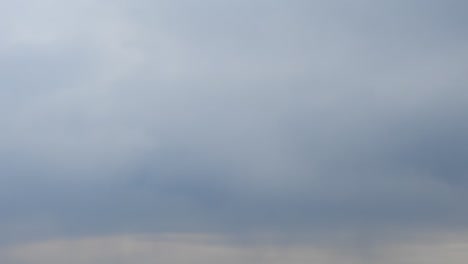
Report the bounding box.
[1,0,468,263]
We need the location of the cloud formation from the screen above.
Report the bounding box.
[1,0,468,261]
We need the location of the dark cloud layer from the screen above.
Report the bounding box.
[0,0,468,249]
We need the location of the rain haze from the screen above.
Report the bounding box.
[1,0,468,263]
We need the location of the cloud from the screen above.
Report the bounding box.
[0,233,353,264]
[3,232,468,264]
[0,1,468,261]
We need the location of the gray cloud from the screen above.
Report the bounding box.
[0,1,468,257]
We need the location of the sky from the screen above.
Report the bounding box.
[1,0,468,263]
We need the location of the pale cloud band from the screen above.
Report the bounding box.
[3,232,468,264]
